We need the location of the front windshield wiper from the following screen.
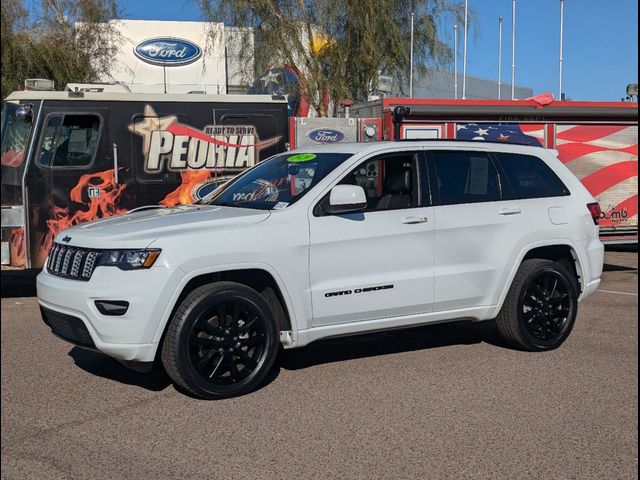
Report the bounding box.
[209,202,243,208]
[211,201,273,211]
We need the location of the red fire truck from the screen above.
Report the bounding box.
[352,97,638,244]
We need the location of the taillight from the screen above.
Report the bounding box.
[587,202,601,225]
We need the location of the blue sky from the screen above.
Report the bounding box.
[61,1,640,100]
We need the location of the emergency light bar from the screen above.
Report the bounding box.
[24,78,55,91]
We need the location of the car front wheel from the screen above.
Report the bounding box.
[161,281,279,399]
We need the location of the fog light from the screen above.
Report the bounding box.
[95,300,129,316]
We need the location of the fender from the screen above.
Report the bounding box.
[150,261,302,345]
[489,238,587,319]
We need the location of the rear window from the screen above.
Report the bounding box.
[496,153,569,199]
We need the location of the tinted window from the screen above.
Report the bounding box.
[38,114,100,167]
[496,153,569,198]
[336,152,420,212]
[431,151,501,205]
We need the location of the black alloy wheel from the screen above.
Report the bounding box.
[188,300,267,386]
[521,271,573,342]
[162,282,279,399]
[496,259,578,351]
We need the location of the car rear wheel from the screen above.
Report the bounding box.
[161,281,279,399]
[496,259,578,351]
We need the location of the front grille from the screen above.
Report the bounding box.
[47,243,102,281]
[41,307,96,348]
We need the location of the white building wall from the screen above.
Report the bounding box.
[98,20,229,94]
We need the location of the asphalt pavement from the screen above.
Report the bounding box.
[1,249,637,480]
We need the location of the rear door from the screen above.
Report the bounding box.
[427,149,531,311]
[24,106,113,267]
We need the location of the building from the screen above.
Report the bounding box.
[93,20,254,94]
[388,68,533,100]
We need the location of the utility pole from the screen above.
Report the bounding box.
[559,0,565,100]
[498,16,503,100]
[511,0,516,100]
[410,12,415,98]
[462,0,468,99]
[454,25,459,99]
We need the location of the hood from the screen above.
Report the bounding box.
[54,205,270,249]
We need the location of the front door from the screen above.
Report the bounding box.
[25,106,112,267]
[309,149,435,326]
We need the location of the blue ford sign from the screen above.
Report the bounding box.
[134,37,202,66]
[307,129,346,143]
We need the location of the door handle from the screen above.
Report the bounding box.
[402,216,429,224]
[112,143,119,184]
[498,207,522,216]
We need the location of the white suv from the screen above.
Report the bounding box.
[37,141,604,399]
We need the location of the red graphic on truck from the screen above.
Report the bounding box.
[128,105,281,206]
[34,169,127,266]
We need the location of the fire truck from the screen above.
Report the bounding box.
[352,97,638,244]
[1,86,288,269]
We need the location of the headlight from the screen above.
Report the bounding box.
[98,249,161,270]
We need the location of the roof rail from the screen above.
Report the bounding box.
[395,138,544,147]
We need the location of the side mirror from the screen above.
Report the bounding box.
[15,105,32,123]
[325,185,367,215]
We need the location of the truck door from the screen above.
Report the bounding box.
[24,106,116,268]
[1,100,42,268]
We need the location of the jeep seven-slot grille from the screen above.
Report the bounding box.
[47,243,102,281]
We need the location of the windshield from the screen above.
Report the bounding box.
[1,102,33,205]
[208,152,352,210]
[1,103,31,168]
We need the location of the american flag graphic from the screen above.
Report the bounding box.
[556,125,638,229]
[456,123,545,146]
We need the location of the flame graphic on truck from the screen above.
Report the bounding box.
[160,170,213,206]
[36,169,127,265]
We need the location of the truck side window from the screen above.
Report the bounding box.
[38,114,100,168]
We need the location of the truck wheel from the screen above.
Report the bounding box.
[161,281,279,399]
[496,259,578,351]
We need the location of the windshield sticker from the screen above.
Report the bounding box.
[288,153,317,163]
[273,202,289,210]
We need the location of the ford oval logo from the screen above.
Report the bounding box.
[307,129,346,143]
[134,37,202,66]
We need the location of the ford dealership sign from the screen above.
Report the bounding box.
[134,37,202,66]
[307,129,346,143]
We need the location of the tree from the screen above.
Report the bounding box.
[1,0,120,99]
[199,0,473,116]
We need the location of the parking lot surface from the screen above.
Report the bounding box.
[1,249,637,480]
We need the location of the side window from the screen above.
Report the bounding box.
[430,150,501,205]
[38,114,100,168]
[337,152,420,212]
[496,152,569,198]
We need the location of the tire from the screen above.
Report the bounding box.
[496,259,578,351]
[161,281,279,399]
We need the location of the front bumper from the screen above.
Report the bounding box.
[37,264,184,362]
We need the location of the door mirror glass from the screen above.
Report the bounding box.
[326,185,367,214]
[15,105,32,123]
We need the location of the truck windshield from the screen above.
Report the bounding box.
[1,102,33,206]
[207,152,352,210]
